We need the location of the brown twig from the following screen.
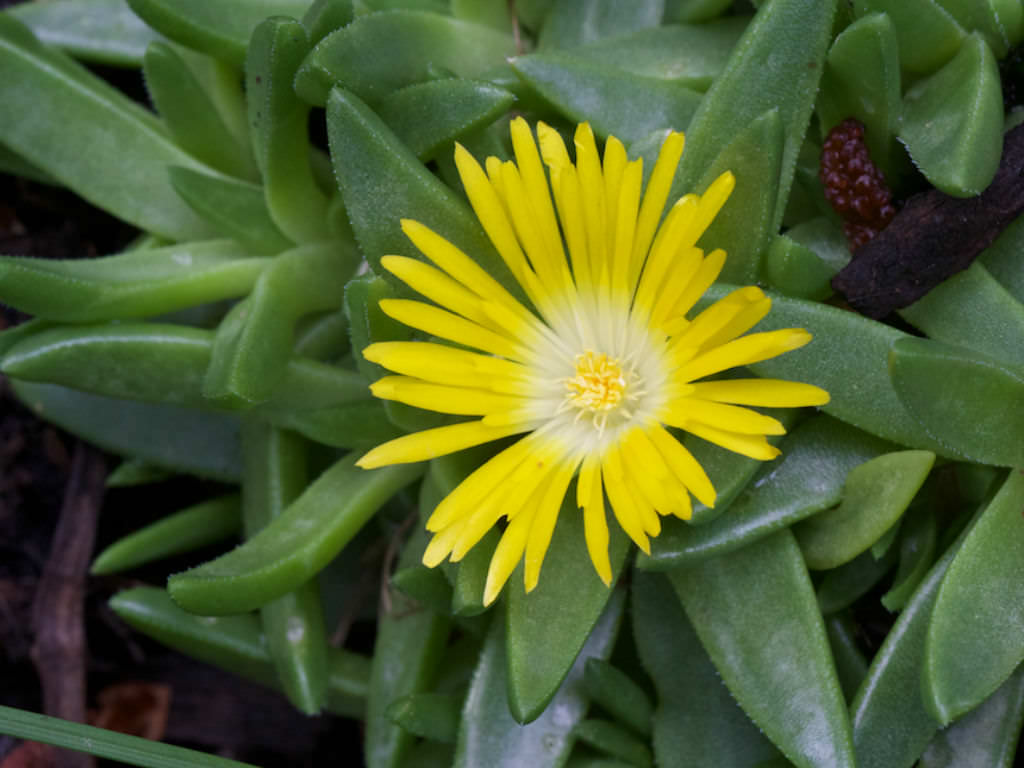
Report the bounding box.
[832,121,1024,318]
[29,442,105,768]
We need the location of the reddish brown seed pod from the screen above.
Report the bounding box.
[820,118,896,250]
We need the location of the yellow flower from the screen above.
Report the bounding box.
[357,118,829,605]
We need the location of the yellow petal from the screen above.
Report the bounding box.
[380,255,503,332]
[378,299,526,360]
[548,163,591,290]
[536,121,571,170]
[689,379,830,408]
[673,286,767,351]
[450,440,562,559]
[611,159,643,299]
[454,142,536,291]
[663,398,786,436]
[370,376,528,416]
[448,493,505,563]
[510,117,567,284]
[400,219,526,313]
[685,421,782,460]
[582,465,613,586]
[499,160,574,308]
[675,328,813,384]
[647,424,716,508]
[647,246,704,330]
[422,522,464,567]
[523,456,580,592]
[621,427,687,518]
[483,503,538,606]
[601,444,651,553]
[427,433,539,531]
[669,247,727,319]
[690,171,735,236]
[602,137,626,260]
[632,131,685,281]
[632,195,699,318]
[574,123,608,280]
[356,420,523,468]
[363,341,532,395]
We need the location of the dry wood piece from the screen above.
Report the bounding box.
[29,443,106,768]
[832,121,1024,319]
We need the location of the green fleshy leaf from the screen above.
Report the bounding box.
[669,0,836,232]
[663,0,733,23]
[451,0,512,31]
[0,13,217,240]
[385,692,461,744]
[763,232,837,301]
[924,470,1024,724]
[366,527,451,768]
[0,140,56,184]
[853,0,965,72]
[294,308,350,361]
[391,564,454,614]
[919,663,1024,768]
[167,454,423,614]
[816,546,898,615]
[642,414,892,569]
[125,0,310,67]
[203,242,360,405]
[511,54,703,146]
[343,272,454,433]
[105,458,175,487]
[582,659,653,737]
[0,240,268,322]
[980,214,1024,304]
[325,87,523,302]
[0,323,381,447]
[7,0,161,67]
[696,108,782,285]
[900,263,1024,370]
[933,0,1012,55]
[143,42,258,180]
[454,601,620,768]
[168,167,293,254]
[695,285,957,456]
[303,0,355,43]
[816,12,902,177]
[246,17,331,243]
[241,422,328,715]
[889,337,1024,467]
[91,494,241,574]
[506,505,629,722]
[10,379,241,481]
[898,33,1003,197]
[824,613,869,702]
[110,586,368,718]
[545,18,748,91]
[669,531,855,768]
[849,490,987,768]
[632,572,780,767]
[378,79,516,161]
[795,450,935,570]
[880,502,939,611]
[573,719,652,768]
[536,0,663,49]
[295,10,515,105]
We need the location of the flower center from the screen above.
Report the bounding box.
[563,350,644,432]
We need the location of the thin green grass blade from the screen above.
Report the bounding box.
[0,705,257,768]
